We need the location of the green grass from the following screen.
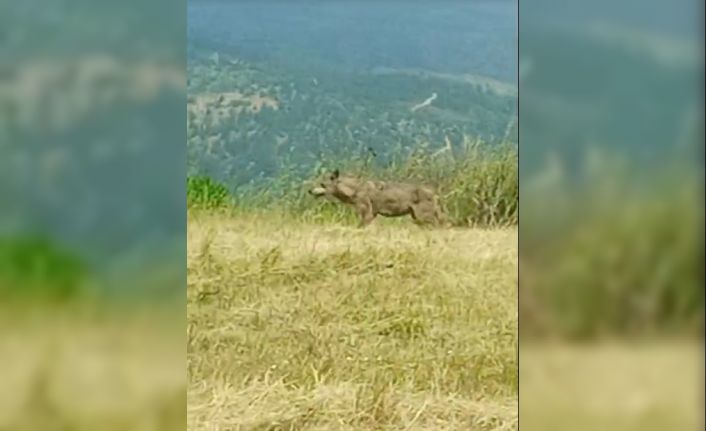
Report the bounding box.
[0,236,88,302]
[187,175,233,209]
[187,212,518,430]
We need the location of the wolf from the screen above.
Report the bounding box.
[308,169,447,227]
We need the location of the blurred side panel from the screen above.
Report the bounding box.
[519,0,703,430]
[0,0,186,429]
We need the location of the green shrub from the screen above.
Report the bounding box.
[0,236,87,301]
[187,175,232,209]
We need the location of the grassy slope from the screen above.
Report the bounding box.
[520,342,702,431]
[187,212,517,430]
[0,309,185,430]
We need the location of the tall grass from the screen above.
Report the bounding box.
[187,137,519,228]
[520,152,703,340]
[186,175,232,209]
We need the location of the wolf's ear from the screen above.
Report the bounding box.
[332,169,340,179]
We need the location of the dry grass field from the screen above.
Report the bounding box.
[520,342,703,431]
[187,212,518,430]
[0,309,185,430]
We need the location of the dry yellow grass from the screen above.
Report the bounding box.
[187,212,518,430]
[520,341,703,431]
[0,309,185,430]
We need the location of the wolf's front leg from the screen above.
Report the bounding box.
[356,201,375,228]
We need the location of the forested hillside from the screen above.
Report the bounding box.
[187,48,517,189]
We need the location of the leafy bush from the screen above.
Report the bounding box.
[187,175,232,209]
[0,236,87,301]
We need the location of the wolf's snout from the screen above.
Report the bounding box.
[309,186,326,196]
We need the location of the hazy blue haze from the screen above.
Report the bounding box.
[188,1,517,83]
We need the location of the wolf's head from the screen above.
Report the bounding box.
[308,169,358,201]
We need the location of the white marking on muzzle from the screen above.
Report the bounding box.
[310,187,327,196]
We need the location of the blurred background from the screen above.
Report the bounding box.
[519,0,703,430]
[0,0,186,429]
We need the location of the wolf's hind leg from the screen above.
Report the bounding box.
[410,204,435,227]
